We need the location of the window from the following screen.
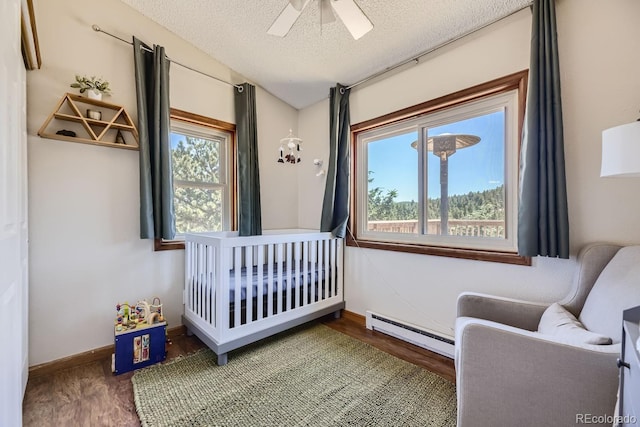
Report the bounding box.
[350,71,529,265]
[155,109,236,250]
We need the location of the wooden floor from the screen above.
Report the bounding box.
[22,312,455,426]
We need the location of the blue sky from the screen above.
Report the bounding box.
[170,132,185,148]
[367,110,505,201]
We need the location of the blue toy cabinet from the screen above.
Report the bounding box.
[112,321,166,375]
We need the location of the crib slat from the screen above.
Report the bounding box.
[194,242,199,312]
[202,243,207,318]
[294,242,301,309]
[201,245,206,322]
[256,245,264,321]
[203,244,208,323]
[202,245,207,322]
[209,245,215,325]
[192,243,196,315]
[205,244,209,316]
[277,243,283,315]
[219,243,229,332]
[194,242,199,313]
[193,243,198,316]
[324,238,330,300]
[234,246,242,328]
[286,242,292,312]
[311,240,318,303]
[198,243,203,317]
[267,244,274,317]
[337,238,344,300]
[185,242,189,311]
[330,238,336,298]
[186,241,192,312]
[317,239,323,302]
[245,246,253,326]
[302,241,309,307]
[328,238,333,299]
[318,239,324,302]
[204,245,209,323]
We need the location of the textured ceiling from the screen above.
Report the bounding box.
[120,0,531,109]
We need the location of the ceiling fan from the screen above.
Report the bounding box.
[267,0,373,40]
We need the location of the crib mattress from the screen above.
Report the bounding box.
[227,261,326,301]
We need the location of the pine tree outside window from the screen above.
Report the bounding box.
[155,109,236,250]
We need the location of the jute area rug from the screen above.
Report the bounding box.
[132,324,456,426]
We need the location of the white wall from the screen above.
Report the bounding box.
[258,88,300,229]
[298,100,330,228]
[298,0,640,338]
[27,0,298,365]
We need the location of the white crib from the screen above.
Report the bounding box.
[182,229,344,365]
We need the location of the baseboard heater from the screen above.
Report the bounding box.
[365,311,455,359]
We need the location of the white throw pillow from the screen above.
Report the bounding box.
[538,303,612,345]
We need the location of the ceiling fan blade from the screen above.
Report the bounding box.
[267,0,311,37]
[321,0,336,26]
[330,0,373,40]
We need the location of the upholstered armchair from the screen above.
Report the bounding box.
[455,243,640,427]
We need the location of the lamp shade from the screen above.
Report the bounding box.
[601,121,640,177]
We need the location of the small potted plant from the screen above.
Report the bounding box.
[70,75,111,101]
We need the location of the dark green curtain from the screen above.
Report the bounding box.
[234,83,262,236]
[518,0,569,258]
[133,37,175,240]
[321,84,350,238]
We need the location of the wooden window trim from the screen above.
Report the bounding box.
[154,239,185,251]
[21,0,42,70]
[154,108,237,251]
[348,70,531,266]
[346,235,531,265]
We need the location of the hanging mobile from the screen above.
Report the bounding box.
[277,129,302,164]
[277,144,285,163]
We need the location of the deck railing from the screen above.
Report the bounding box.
[367,219,505,238]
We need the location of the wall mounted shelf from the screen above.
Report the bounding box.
[38,93,139,150]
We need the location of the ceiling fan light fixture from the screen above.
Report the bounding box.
[268,0,372,40]
[321,0,336,25]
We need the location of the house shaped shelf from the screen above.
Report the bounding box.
[38,93,139,151]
